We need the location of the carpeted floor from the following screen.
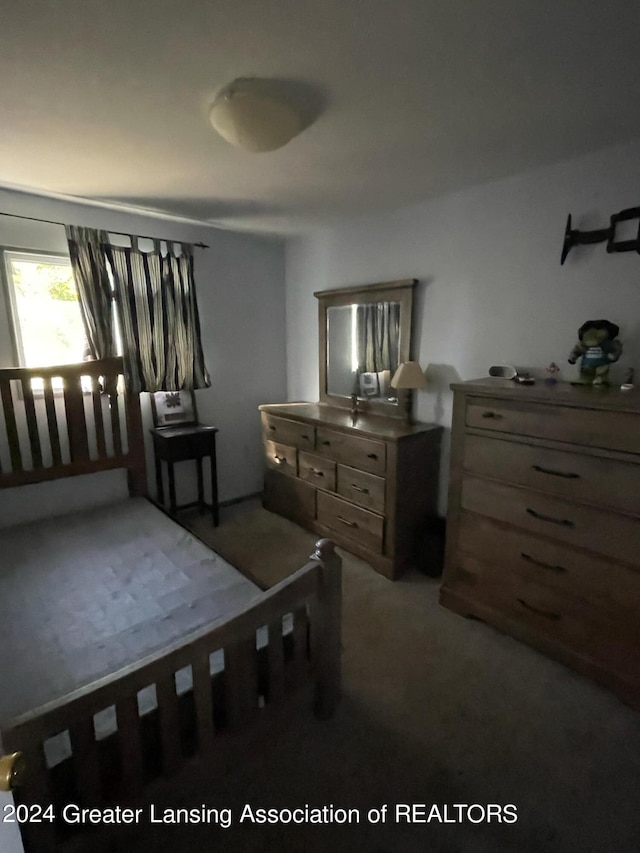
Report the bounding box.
[183,501,319,589]
[94,501,640,852]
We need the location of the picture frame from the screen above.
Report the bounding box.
[151,390,197,427]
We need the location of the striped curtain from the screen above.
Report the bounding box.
[356,301,400,374]
[105,238,211,393]
[65,226,116,359]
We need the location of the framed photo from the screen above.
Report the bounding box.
[151,390,197,427]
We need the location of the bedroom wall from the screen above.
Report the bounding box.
[0,188,286,514]
[285,137,640,514]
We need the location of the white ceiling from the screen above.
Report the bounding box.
[2,0,640,234]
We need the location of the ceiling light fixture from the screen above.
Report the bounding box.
[209,78,304,153]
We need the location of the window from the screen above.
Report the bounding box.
[2,250,87,367]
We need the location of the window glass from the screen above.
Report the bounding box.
[5,252,87,367]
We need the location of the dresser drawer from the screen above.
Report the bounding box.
[455,570,640,681]
[315,427,386,474]
[264,440,297,476]
[317,491,384,552]
[336,464,385,513]
[455,512,640,617]
[466,397,639,455]
[261,414,315,451]
[461,476,640,566]
[263,469,316,522]
[298,451,336,491]
[463,434,640,516]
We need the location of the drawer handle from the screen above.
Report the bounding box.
[269,424,277,431]
[337,516,358,528]
[481,411,502,419]
[517,598,561,621]
[367,453,378,460]
[532,464,580,480]
[352,484,370,494]
[321,440,331,446]
[521,552,567,574]
[310,468,324,477]
[526,508,574,528]
[274,455,287,464]
[301,434,310,440]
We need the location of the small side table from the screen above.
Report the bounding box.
[150,423,219,526]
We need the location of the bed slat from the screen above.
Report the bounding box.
[0,378,22,471]
[156,675,182,773]
[267,620,285,704]
[225,638,258,730]
[116,695,144,796]
[20,378,42,469]
[63,378,89,463]
[293,606,309,682]
[91,376,107,459]
[42,377,62,467]
[69,719,103,805]
[109,388,122,457]
[192,652,215,752]
[15,745,56,851]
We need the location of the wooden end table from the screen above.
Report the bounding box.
[150,423,219,525]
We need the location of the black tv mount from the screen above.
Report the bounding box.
[560,206,640,264]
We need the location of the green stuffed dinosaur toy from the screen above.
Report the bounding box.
[568,319,622,386]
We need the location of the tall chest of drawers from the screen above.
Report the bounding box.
[259,402,442,579]
[441,378,640,708]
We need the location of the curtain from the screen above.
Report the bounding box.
[65,225,116,359]
[105,238,211,393]
[356,301,401,376]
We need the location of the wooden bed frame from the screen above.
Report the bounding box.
[0,358,342,852]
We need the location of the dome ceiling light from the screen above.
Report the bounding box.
[209,78,305,153]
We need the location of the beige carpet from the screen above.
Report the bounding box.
[183,504,326,588]
[90,503,640,853]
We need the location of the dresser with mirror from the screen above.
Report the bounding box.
[259,279,442,579]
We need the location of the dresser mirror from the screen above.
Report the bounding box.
[315,279,417,419]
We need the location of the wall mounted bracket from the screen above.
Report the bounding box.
[560,206,640,264]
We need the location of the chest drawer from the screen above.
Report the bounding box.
[463,434,640,516]
[337,464,385,513]
[298,451,336,491]
[264,440,297,475]
[315,427,386,474]
[317,491,384,552]
[455,512,640,616]
[456,567,640,682]
[466,397,639,455]
[261,414,315,451]
[461,476,640,566]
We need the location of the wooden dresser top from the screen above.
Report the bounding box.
[451,378,640,414]
[259,402,441,441]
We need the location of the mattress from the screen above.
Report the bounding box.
[0,498,262,725]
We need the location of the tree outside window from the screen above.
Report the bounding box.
[3,251,88,367]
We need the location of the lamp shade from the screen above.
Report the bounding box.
[390,361,427,390]
[210,79,303,152]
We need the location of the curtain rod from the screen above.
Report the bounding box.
[0,211,209,249]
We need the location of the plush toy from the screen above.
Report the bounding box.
[568,319,622,386]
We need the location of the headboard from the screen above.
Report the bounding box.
[0,357,146,495]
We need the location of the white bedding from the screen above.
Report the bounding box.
[0,498,263,726]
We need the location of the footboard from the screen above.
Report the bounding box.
[0,540,341,852]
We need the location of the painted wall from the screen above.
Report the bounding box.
[0,188,286,512]
[286,138,640,513]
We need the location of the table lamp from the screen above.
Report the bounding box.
[390,361,427,423]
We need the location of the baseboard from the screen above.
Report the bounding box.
[219,491,263,508]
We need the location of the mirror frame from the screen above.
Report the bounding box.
[314,278,417,419]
